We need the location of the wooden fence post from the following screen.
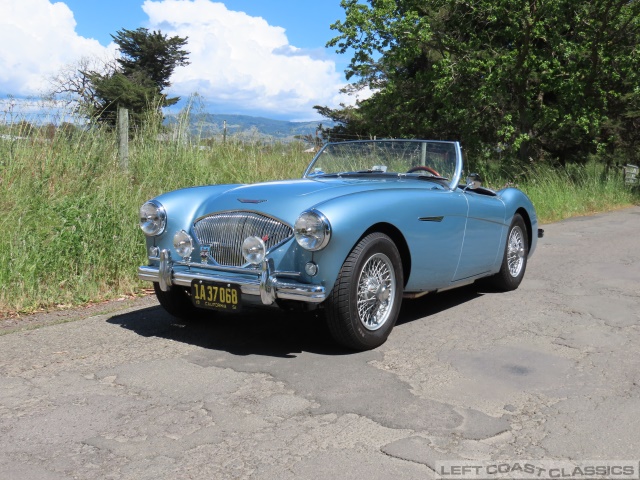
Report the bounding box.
[118,107,129,170]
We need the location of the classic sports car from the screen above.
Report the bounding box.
[139,139,541,350]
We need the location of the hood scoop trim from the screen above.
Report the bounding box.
[237,198,267,204]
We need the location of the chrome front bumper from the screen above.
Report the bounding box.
[138,249,327,305]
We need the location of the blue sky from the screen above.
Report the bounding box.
[65,1,346,57]
[0,0,362,120]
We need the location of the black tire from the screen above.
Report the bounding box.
[153,282,204,320]
[325,232,403,350]
[490,214,529,291]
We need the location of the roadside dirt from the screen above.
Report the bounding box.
[0,295,158,335]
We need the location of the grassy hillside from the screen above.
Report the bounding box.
[0,125,637,316]
[164,112,334,141]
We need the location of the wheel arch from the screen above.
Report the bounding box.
[498,187,539,256]
[514,207,533,251]
[360,222,411,287]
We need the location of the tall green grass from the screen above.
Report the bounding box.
[0,124,638,315]
[0,123,310,314]
[478,161,639,223]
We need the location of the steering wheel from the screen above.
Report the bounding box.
[407,165,441,176]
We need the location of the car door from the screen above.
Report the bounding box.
[452,191,506,281]
[404,187,469,291]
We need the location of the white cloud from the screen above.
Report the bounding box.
[0,0,113,96]
[0,0,364,119]
[142,0,357,120]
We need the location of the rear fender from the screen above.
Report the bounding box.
[497,188,539,258]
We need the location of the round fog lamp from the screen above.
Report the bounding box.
[242,236,266,265]
[173,230,194,259]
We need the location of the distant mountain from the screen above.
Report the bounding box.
[164,113,335,141]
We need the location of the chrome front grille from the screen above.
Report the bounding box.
[193,212,293,267]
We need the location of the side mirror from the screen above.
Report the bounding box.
[465,173,482,190]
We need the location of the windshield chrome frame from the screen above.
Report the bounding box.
[303,139,463,190]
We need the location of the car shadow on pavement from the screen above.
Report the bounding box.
[107,284,484,358]
[397,284,484,326]
[108,305,345,358]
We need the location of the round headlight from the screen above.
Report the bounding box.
[140,201,166,236]
[294,210,331,251]
[173,230,194,259]
[242,236,266,265]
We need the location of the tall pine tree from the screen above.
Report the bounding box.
[90,28,189,128]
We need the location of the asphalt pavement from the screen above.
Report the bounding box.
[1,206,639,479]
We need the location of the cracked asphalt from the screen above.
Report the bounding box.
[1,206,639,479]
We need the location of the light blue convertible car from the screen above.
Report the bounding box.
[139,139,541,350]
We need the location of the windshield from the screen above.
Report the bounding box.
[304,140,461,187]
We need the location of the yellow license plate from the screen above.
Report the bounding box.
[191,280,241,311]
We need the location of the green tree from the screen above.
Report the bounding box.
[90,28,190,128]
[318,0,640,165]
[48,54,119,117]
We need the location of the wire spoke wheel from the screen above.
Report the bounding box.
[325,232,403,350]
[489,213,529,291]
[507,225,525,277]
[356,253,396,331]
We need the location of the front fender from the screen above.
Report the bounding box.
[144,184,243,252]
[308,187,468,294]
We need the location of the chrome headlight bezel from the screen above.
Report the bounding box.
[294,210,331,251]
[139,200,167,237]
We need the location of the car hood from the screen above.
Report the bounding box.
[190,177,423,225]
